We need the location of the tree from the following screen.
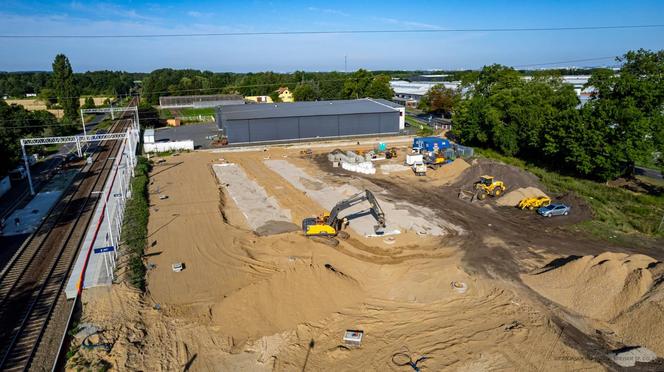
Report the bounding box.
[366,74,394,100]
[82,96,96,109]
[342,69,373,99]
[419,84,459,117]
[293,81,321,101]
[452,50,664,181]
[51,54,79,122]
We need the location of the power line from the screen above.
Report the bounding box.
[513,56,619,68]
[0,24,663,39]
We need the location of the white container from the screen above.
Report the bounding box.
[406,154,423,165]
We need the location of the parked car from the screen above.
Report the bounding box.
[537,203,571,217]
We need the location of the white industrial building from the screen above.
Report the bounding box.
[391,75,596,107]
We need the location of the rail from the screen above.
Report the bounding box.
[0,99,138,371]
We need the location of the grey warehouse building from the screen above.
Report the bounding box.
[216,98,405,144]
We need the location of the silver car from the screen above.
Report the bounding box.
[537,203,571,217]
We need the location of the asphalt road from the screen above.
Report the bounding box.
[154,122,220,149]
[635,165,663,180]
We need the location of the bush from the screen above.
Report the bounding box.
[121,156,151,290]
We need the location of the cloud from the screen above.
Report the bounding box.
[374,17,442,30]
[307,7,349,17]
[187,10,214,18]
[66,1,160,23]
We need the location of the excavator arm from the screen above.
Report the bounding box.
[304,190,387,236]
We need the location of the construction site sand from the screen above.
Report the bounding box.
[523,252,661,321]
[265,159,463,237]
[71,150,604,371]
[212,163,297,235]
[212,263,366,340]
[524,252,664,356]
[497,186,548,207]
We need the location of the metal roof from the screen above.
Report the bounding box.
[219,98,402,121]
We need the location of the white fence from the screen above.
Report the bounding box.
[144,140,194,153]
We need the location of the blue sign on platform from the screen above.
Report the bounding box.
[93,246,115,254]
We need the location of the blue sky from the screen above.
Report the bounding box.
[0,0,663,72]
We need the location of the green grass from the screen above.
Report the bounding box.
[476,148,664,240]
[159,109,174,119]
[180,107,215,117]
[405,116,434,136]
[121,156,151,290]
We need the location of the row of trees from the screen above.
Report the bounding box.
[450,49,663,181]
[140,68,393,104]
[0,70,143,99]
[0,101,60,177]
[0,54,90,176]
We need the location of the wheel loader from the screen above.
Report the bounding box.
[517,196,551,210]
[302,190,386,240]
[474,176,506,200]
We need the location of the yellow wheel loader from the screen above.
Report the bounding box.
[474,176,506,200]
[302,190,386,238]
[517,196,551,210]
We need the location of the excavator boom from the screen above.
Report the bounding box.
[303,190,387,236]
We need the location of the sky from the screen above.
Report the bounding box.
[0,0,663,72]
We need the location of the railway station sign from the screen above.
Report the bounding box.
[93,246,115,254]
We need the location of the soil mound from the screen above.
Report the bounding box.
[523,252,661,321]
[212,264,365,340]
[434,158,470,184]
[452,158,542,191]
[497,187,548,207]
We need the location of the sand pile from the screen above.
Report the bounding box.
[523,252,661,321]
[441,158,470,180]
[212,264,365,340]
[497,187,548,207]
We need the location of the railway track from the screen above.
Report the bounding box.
[0,102,136,371]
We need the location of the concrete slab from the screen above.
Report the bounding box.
[212,163,296,235]
[608,346,657,367]
[65,130,138,299]
[264,159,463,237]
[154,123,219,149]
[1,170,78,236]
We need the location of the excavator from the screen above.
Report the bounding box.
[302,190,386,240]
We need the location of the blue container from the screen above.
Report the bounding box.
[413,137,450,152]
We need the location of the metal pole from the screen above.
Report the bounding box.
[105,203,115,249]
[108,252,114,280]
[80,110,87,137]
[110,101,115,120]
[20,140,35,196]
[76,137,82,158]
[103,250,110,278]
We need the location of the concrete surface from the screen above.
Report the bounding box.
[264,159,463,237]
[212,163,295,235]
[65,129,138,299]
[1,170,78,236]
[154,123,219,150]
